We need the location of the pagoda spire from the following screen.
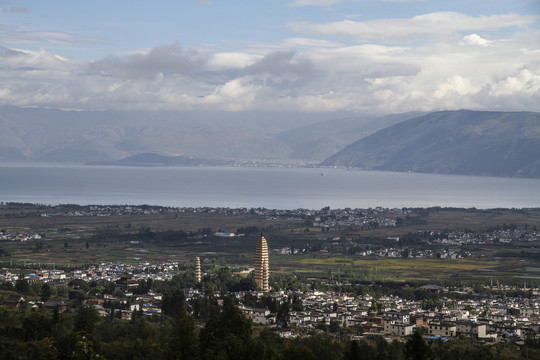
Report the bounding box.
[195,256,201,283]
[254,234,269,291]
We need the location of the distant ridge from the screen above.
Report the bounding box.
[88,153,224,167]
[2,105,539,179]
[321,110,540,178]
[276,112,423,161]
[0,105,413,164]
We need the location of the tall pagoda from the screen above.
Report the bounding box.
[254,234,269,291]
[195,256,202,283]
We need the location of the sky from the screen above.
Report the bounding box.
[0,0,539,114]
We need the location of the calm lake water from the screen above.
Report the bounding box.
[0,164,538,209]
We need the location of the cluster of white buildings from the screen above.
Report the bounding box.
[0,230,43,242]
[0,260,180,288]
[39,205,177,217]
[238,289,540,342]
[3,254,540,344]
[431,229,540,246]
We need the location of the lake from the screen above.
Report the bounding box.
[0,164,538,209]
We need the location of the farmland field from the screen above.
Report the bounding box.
[269,255,537,284]
[2,203,540,286]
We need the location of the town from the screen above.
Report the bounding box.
[2,257,540,343]
[1,203,540,359]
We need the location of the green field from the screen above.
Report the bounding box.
[300,257,498,270]
[263,255,534,284]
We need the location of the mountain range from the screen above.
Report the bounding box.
[1,106,539,178]
[0,106,400,163]
[322,110,540,178]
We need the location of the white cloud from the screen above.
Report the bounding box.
[281,37,342,48]
[434,75,482,98]
[1,46,80,72]
[460,34,494,47]
[244,50,314,78]
[288,12,538,43]
[0,28,105,45]
[207,52,258,70]
[1,7,539,115]
[88,42,207,79]
[490,69,540,97]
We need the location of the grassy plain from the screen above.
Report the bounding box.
[268,255,523,283]
[299,257,498,270]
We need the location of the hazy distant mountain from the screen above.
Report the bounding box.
[0,106,406,164]
[89,153,224,166]
[276,112,423,161]
[322,110,540,178]
[0,106,307,162]
[5,106,537,178]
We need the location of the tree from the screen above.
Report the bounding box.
[344,339,376,360]
[295,335,342,360]
[404,330,431,360]
[387,340,405,360]
[343,340,362,360]
[282,343,317,360]
[53,306,61,324]
[69,279,90,291]
[162,288,186,317]
[72,333,106,360]
[215,266,234,291]
[22,311,52,341]
[34,337,59,360]
[167,306,198,359]
[258,327,285,351]
[190,295,220,321]
[109,303,116,323]
[200,227,212,236]
[41,282,51,302]
[230,273,257,292]
[199,304,253,360]
[276,302,290,328]
[74,306,99,333]
[15,278,30,294]
[329,320,340,333]
[292,294,303,311]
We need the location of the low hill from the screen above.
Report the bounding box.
[321,110,540,178]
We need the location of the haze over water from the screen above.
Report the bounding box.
[0,164,538,210]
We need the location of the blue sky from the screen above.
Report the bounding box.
[1,0,539,113]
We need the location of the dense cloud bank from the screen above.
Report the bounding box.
[0,11,539,113]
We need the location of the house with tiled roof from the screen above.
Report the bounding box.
[44,298,68,312]
[3,294,26,309]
